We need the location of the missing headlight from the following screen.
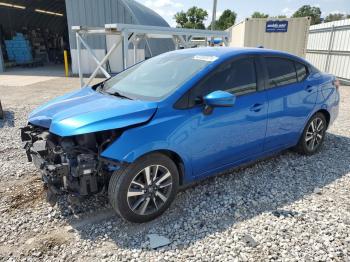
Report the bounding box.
[21,124,124,203]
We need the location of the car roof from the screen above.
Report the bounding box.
[168,47,307,64]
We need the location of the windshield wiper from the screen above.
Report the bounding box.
[96,81,133,100]
[95,81,105,92]
[108,91,133,100]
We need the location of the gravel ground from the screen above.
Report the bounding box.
[0,79,349,261]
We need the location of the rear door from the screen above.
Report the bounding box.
[263,57,318,151]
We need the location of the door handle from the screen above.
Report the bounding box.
[305,85,314,93]
[250,103,264,112]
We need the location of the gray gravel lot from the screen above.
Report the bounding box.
[0,78,349,261]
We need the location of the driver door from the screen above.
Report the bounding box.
[187,56,268,178]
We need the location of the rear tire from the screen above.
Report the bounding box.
[295,112,327,155]
[108,153,179,223]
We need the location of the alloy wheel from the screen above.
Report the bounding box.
[305,117,325,151]
[127,165,173,215]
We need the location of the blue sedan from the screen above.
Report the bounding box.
[21,47,339,222]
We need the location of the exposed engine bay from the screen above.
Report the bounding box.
[21,124,122,205]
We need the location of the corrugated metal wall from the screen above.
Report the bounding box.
[65,0,134,49]
[306,19,350,83]
[228,18,310,57]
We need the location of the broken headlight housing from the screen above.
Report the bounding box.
[21,124,122,204]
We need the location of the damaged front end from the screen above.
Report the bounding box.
[21,124,122,205]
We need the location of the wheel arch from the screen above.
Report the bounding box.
[316,109,331,128]
[135,149,186,186]
[297,107,331,144]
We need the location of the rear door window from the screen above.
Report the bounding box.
[265,57,298,88]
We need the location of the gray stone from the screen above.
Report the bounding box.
[147,234,171,249]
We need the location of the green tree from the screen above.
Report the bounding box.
[292,5,321,25]
[251,12,269,18]
[208,9,237,30]
[215,9,237,30]
[324,13,349,23]
[276,15,287,18]
[174,7,208,29]
[174,11,188,28]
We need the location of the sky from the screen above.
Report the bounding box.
[137,0,350,27]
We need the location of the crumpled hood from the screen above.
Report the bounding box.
[29,87,157,136]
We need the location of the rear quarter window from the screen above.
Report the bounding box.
[295,61,309,82]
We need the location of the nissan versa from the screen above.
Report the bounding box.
[21,47,339,223]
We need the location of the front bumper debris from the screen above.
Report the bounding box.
[21,124,118,205]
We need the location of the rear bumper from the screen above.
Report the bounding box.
[329,89,340,127]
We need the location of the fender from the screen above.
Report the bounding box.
[100,109,194,181]
[298,74,338,137]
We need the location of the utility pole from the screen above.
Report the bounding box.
[210,0,218,46]
[211,0,217,31]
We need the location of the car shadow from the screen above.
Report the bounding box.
[58,132,350,250]
[0,111,15,128]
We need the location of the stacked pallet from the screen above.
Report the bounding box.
[30,29,49,63]
[4,33,33,64]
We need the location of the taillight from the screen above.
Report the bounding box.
[333,78,340,89]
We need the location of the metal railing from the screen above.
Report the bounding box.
[72,23,229,88]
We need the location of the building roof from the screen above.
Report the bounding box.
[122,0,169,27]
[119,0,174,56]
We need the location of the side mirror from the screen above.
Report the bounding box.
[203,90,236,107]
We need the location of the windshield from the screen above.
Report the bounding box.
[102,52,217,101]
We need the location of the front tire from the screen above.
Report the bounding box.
[295,112,327,155]
[108,153,179,223]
